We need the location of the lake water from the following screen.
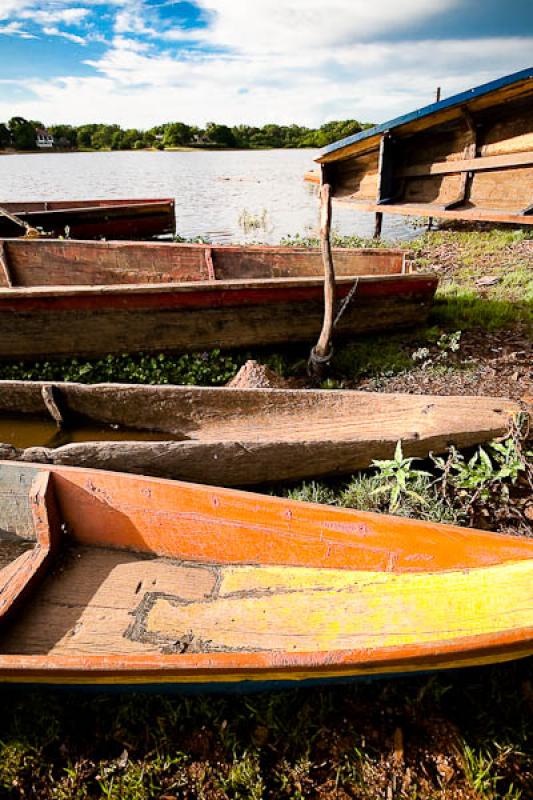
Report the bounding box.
[0,149,422,244]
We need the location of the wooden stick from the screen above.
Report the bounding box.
[0,242,12,288]
[308,184,335,378]
[373,212,383,239]
[41,385,66,429]
[0,206,41,237]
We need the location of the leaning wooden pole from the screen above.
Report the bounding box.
[308,183,335,379]
[0,206,40,238]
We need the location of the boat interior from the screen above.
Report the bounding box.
[322,81,533,224]
[0,463,531,669]
[0,240,406,288]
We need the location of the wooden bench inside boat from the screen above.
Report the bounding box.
[0,463,532,689]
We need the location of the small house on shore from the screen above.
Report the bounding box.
[35,128,54,149]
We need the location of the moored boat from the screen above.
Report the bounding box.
[0,461,531,690]
[0,239,437,358]
[0,381,521,486]
[0,198,176,239]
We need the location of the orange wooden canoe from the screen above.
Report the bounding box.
[0,240,437,358]
[0,461,531,691]
[0,199,176,240]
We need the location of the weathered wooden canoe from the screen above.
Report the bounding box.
[0,199,175,239]
[0,461,531,690]
[0,239,437,359]
[0,381,521,486]
[317,67,533,228]
[304,170,320,184]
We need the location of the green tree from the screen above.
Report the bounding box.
[162,122,191,147]
[205,122,236,147]
[0,123,10,148]
[8,116,40,150]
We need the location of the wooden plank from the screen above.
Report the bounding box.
[333,197,533,224]
[1,547,218,655]
[445,107,477,210]
[396,149,533,178]
[2,239,405,286]
[204,247,216,280]
[0,471,59,624]
[0,277,437,359]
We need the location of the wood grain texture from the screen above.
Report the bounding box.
[2,239,405,286]
[0,471,59,624]
[0,382,521,485]
[0,275,435,359]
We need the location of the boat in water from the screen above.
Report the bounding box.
[0,198,176,240]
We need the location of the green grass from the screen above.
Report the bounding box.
[432,285,532,331]
[1,661,531,799]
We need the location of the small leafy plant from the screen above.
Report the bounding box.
[370,441,432,512]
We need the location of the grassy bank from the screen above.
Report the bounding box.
[0,227,531,799]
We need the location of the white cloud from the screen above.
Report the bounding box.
[193,0,461,53]
[42,25,86,44]
[20,7,90,25]
[0,0,531,130]
[0,20,36,38]
[2,34,531,128]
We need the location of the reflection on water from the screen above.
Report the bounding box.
[0,149,423,244]
[0,415,186,449]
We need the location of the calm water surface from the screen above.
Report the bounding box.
[0,149,421,244]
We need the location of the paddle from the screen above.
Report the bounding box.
[0,206,41,237]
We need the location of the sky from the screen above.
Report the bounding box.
[0,0,532,129]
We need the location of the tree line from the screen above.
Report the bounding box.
[0,116,372,151]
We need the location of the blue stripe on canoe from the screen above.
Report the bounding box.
[319,66,533,159]
[0,671,453,695]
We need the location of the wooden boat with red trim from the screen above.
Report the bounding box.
[317,67,533,227]
[0,461,532,691]
[0,199,175,240]
[0,239,437,359]
[0,380,521,486]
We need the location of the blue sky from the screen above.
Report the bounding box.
[0,0,531,127]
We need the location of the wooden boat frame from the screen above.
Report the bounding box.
[0,462,531,689]
[316,67,533,232]
[0,380,522,486]
[0,239,438,358]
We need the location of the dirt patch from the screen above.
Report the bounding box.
[357,328,532,401]
[227,359,290,389]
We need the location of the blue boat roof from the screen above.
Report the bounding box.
[319,66,533,160]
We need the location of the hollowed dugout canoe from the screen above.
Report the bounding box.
[317,67,533,226]
[0,461,531,691]
[0,199,176,240]
[0,239,437,358]
[0,380,522,486]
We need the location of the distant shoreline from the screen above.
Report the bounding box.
[0,145,317,156]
